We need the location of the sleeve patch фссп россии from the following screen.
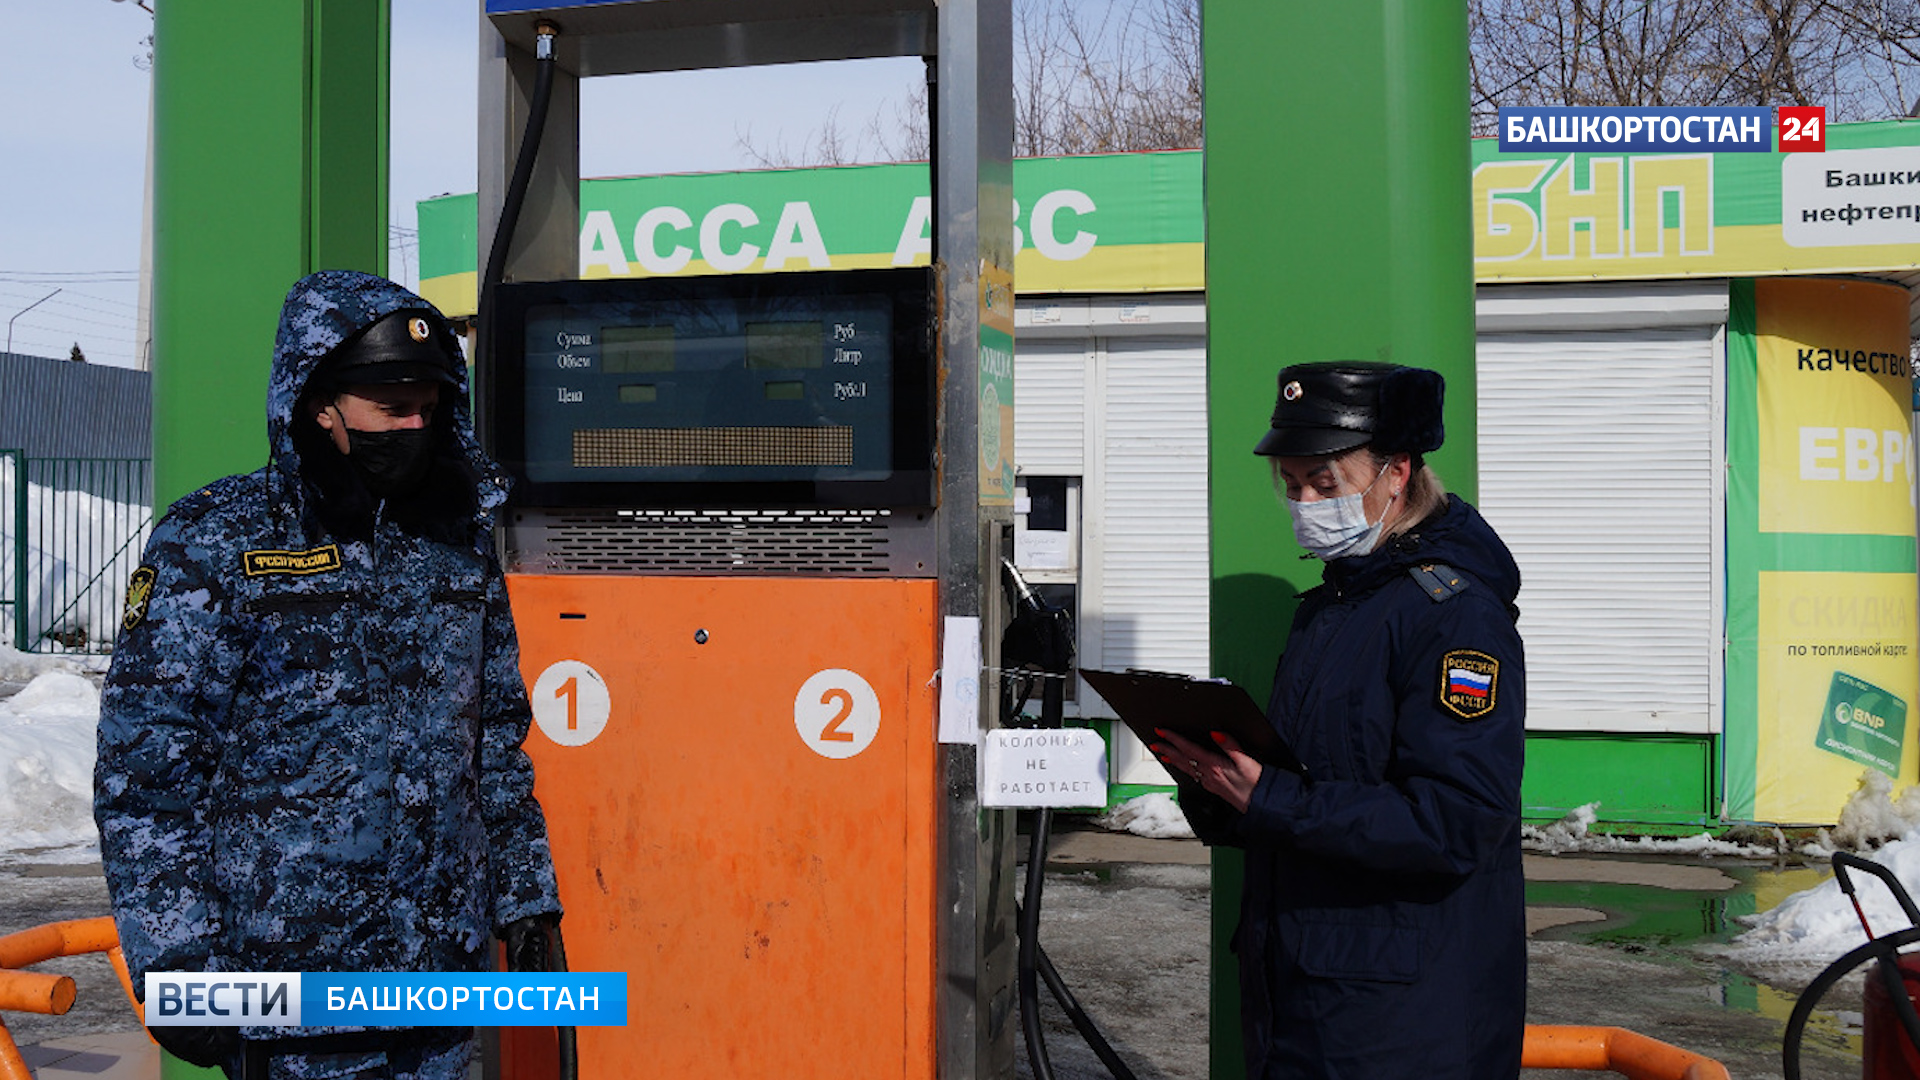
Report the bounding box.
[1439,649,1499,720]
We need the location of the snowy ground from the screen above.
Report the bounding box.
[0,647,105,864]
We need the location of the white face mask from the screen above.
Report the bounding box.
[1285,463,1390,560]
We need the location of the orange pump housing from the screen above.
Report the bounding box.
[501,574,940,1080]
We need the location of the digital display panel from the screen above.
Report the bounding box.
[601,325,674,373]
[744,322,823,369]
[483,269,934,508]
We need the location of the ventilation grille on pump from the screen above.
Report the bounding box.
[505,508,934,577]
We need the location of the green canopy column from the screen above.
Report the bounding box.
[149,5,387,1075]
[1201,3,1474,1075]
[151,0,389,509]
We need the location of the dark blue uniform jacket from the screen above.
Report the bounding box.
[94,273,562,1041]
[1228,495,1526,1080]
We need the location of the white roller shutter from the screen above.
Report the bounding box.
[1014,298,1209,787]
[1476,281,1727,735]
[1098,336,1211,678]
[1013,338,1088,473]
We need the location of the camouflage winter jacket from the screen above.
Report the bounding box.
[95,272,561,997]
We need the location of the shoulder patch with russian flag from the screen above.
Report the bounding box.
[1439,649,1499,720]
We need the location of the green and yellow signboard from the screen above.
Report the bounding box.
[1470,120,1920,281]
[418,151,1204,317]
[1732,275,1918,824]
[419,121,1920,318]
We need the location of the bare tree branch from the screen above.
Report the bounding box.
[1470,0,1919,129]
[744,0,1915,168]
[738,0,1200,166]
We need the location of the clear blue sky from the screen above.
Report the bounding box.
[3,0,920,368]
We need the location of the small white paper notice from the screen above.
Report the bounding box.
[938,616,983,745]
[980,729,1109,808]
[1013,530,1071,570]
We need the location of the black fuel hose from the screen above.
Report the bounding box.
[1020,808,1056,1080]
[1003,560,1138,1080]
[1035,938,1140,1080]
[1784,851,1920,1080]
[477,21,575,1080]
[481,22,558,301]
[1782,924,1920,1079]
[1015,814,1141,1080]
[1782,851,1920,1079]
[551,924,578,1080]
[1833,851,1920,1059]
[475,19,557,449]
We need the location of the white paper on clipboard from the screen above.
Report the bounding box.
[938,615,983,745]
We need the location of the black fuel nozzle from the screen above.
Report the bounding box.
[1004,557,1044,616]
[1001,560,1074,672]
[501,914,560,973]
[1001,560,1075,729]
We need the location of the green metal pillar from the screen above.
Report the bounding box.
[1201,3,1475,1075]
[151,0,390,510]
[149,5,388,1074]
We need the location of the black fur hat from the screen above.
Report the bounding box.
[1252,361,1445,458]
[314,308,462,389]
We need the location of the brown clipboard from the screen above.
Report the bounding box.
[1080,667,1304,773]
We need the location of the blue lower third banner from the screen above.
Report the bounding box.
[145,973,627,1027]
[1498,106,1773,152]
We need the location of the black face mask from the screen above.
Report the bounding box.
[343,426,435,497]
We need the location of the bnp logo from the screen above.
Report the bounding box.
[1816,670,1908,777]
[1472,155,1713,263]
[1837,701,1890,730]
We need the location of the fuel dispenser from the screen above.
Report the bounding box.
[475,4,1018,1079]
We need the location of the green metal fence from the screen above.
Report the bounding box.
[0,451,154,654]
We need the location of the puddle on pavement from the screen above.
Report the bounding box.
[1527,862,1830,948]
[1527,859,1867,1059]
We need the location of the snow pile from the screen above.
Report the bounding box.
[1523,802,1601,852]
[0,645,99,685]
[0,669,101,861]
[1725,837,1920,982]
[1522,802,1779,858]
[0,467,151,651]
[1096,793,1196,840]
[1825,770,1920,851]
[1725,774,1920,970]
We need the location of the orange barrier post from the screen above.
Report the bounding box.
[1524,1024,1732,1080]
[0,917,144,1080]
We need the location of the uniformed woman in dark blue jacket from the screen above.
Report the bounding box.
[1154,361,1526,1080]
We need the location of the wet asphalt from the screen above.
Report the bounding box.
[0,828,1877,1080]
[1016,826,1865,1080]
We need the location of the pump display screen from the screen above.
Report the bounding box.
[484,269,934,507]
[526,303,889,479]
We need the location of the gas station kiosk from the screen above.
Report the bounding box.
[473,3,1018,1078]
